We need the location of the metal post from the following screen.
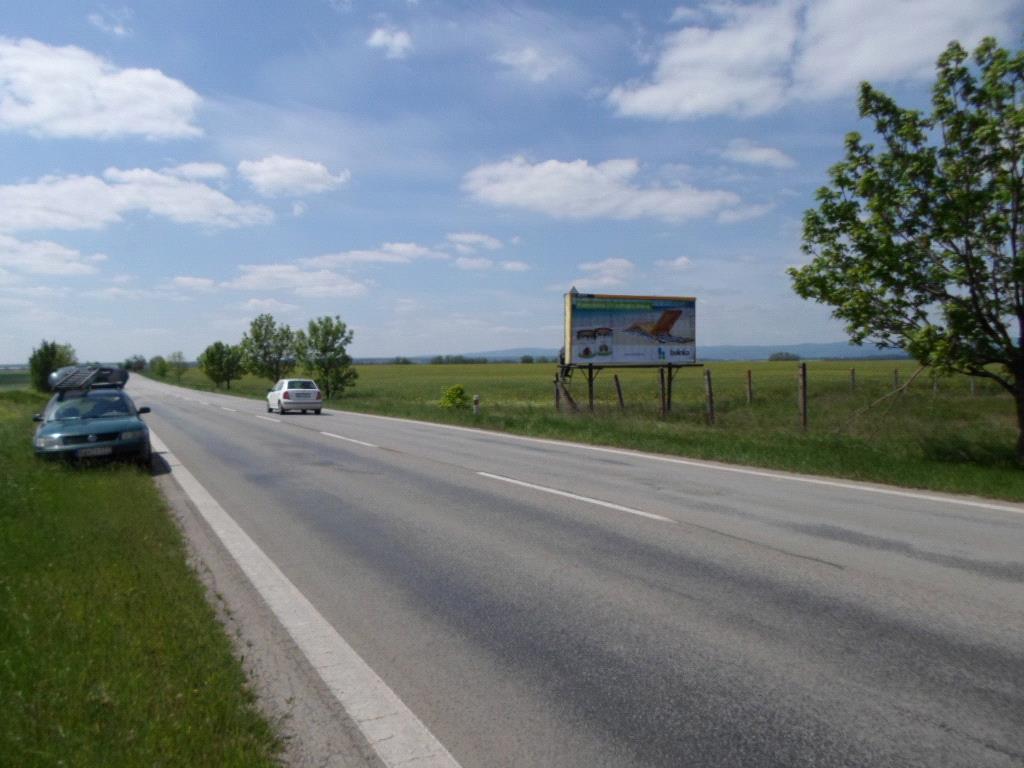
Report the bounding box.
[666,364,674,413]
[746,368,753,405]
[473,394,480,415]
[613,374,624,410]
[554,377,561,411]
[587,364,595,412]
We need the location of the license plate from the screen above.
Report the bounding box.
[295,392,310,398]
[77,446,113,458]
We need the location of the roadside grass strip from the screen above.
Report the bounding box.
[0,391,281,768]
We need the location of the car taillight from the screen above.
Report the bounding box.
[283,391,290,399]
[315,391,321,399]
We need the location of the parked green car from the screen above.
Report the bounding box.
[33,366,152,464]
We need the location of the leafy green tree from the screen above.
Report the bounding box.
[768,352,801,362]
[198,341,245,389]
[148,355,169,378]
[241,314,295,383]
[294,315,357,399]
[789,37,1024,462]
[28,339,76,391]
[123,354,146,372]
[167,351,188,383]
[520,355,535,364]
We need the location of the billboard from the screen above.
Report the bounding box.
[564,292,696,366]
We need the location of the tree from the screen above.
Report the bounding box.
[148,355,169,378]
[241,314,295,383]
[294,315,358,399]
[167,351,188,383]
[789,37,1024,462]
[768,352,801,362]
[28,339,76,391]
[198,341,245,389]
[520,355,535,364]
[123,354,146,372]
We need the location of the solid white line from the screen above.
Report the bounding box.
[255,415,280,423]
[221,407,238,412]
[332,409,1024,517]
[320,431,377,448]
[478,471,675,523]
[149,431,461,768]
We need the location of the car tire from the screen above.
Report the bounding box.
[267,401,272,412]
[278,400,286,415]
[314,409,322,415]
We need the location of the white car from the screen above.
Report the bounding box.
[267,378,323,414]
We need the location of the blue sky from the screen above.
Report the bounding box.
[0,0,1019,362]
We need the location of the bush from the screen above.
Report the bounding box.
[439,384,470,409]
[769,351,801,362]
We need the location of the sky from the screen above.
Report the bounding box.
[0,0,1020,363]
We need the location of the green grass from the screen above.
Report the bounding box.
[153,359,1024,501]
[0,390,281,767]
[0,369,30,390]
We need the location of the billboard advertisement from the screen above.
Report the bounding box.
[564,293,696,366]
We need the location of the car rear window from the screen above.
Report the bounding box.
[288,380,317,389]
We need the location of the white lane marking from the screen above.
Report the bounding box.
[478,471,675,523]
[221,407,238,412]
[255,415,280,423]
[149,431,462,768]
[332,410,1024,517]
[320,431,378,448]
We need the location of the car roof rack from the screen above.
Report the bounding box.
[49,365,129,394]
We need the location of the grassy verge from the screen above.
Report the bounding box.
[150,359,1024,502]
[0,390,281,767]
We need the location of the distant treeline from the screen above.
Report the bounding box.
[358,354,557,365]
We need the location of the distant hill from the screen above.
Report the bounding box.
[356,342,908,364]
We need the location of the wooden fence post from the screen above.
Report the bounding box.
[659,367,667,417]
[666,364,674,413]
[704,369,716,425]
[893,368,900,390]
[746,368,753,405]
[554,377,561,411]
[970,378,976,396]
[850,367,856,391]
[587,364,595,412]
[613,374,624,410]
[798,362,808,431]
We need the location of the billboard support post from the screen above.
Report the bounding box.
[659,368,666,416]
[613,374,624,410]
[554,377,561,411]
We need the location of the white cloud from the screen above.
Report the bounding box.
[302,241,447,268]
[494,47,567,82]
[223,264,368,297]
[722,139,795,169]
[241,297,299,313]
[463,156,739,222]
[717,202,775,223]
[501,260,530,272]
[610,0,1017,120]
[163,162,229,180]
[0,168,273,233]
[794,0,1017,99]
[0,234,103,275]
[172,276,216,291]
[573,257,634,290]
[367,27,413,59]
[0,37,201,139]
[87,8,133,38]
[609,2,798,119]
[454,256,493,270]
[654,255,692,271]
[292,201,307,217]
[238,155,350,197]
[447,232,502,254]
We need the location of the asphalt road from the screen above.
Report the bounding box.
[129,377,1024,768]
